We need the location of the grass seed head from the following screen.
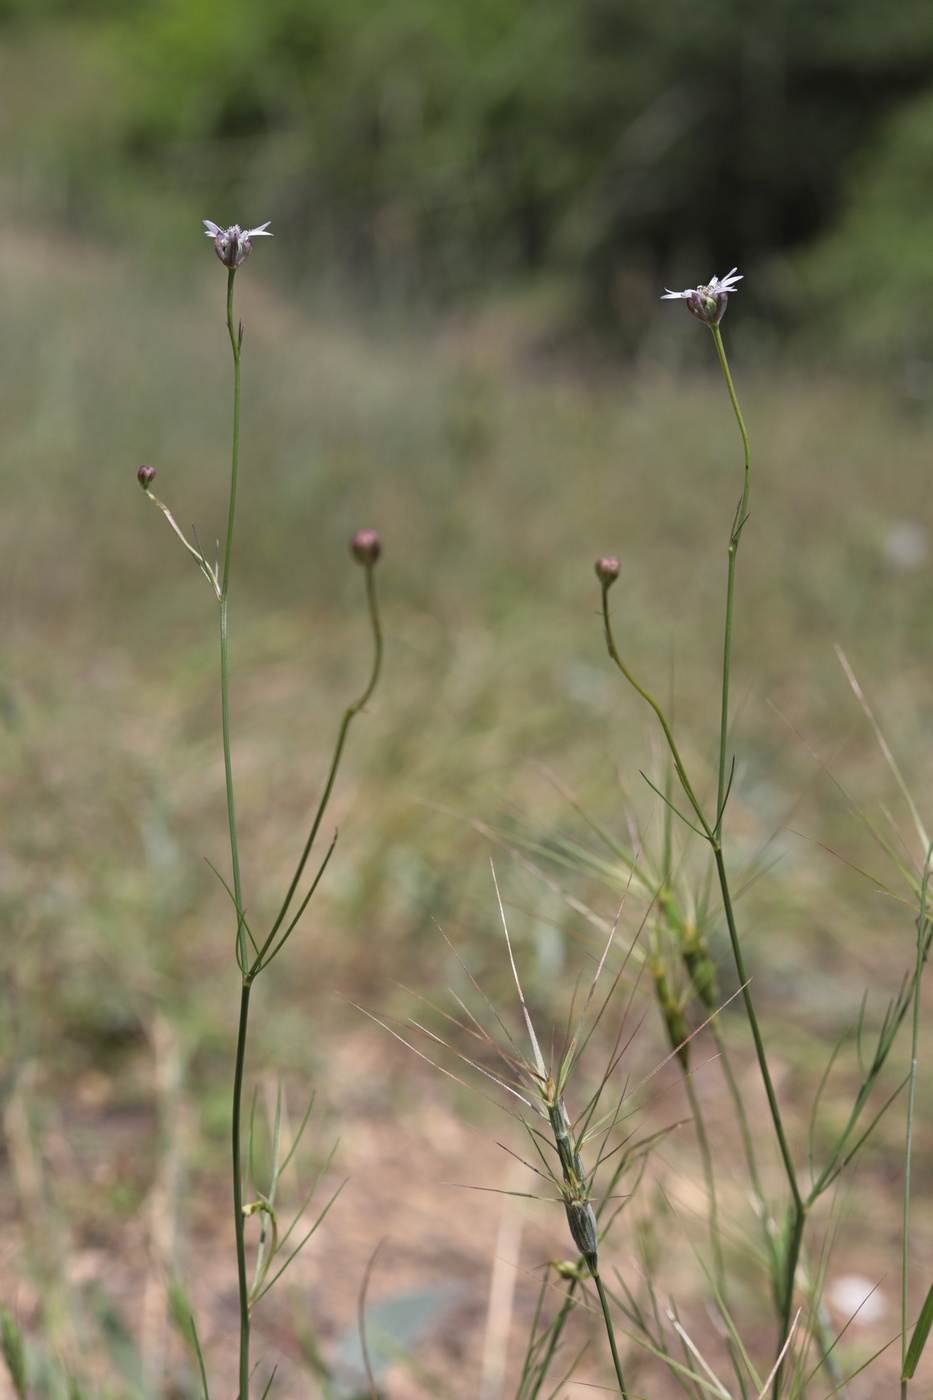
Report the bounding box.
[680,922,719,1010]
[650,962,692,1069]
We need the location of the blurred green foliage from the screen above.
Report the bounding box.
[798,87,933,364]
[4,0,933,347]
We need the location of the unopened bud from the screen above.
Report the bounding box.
[564,1198,599,1272]
[552,1259,586,1281]
[138,465,156,491]
[351,529,381,567]
[595,556,620,588]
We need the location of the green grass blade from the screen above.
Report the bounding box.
[903,1280,933,1379]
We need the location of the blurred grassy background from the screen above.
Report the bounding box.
[3,228,933,1395]
[4,1,933,1396]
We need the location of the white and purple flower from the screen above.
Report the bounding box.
[203,220,273,269]
[661,268,742,325]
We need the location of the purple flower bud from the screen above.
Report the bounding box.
[351,529,382,567]
[595,556,620,587]
[202,221,273,269]
[138,464,156,491]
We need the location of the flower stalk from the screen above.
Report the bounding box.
[596,271,806,1390]
[139,221,382,1400]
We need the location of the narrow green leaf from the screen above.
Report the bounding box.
[0,1310,27,1400]
[903,1280,933,1379]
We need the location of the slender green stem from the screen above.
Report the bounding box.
[217,266,251,1398]
[708,327,803,1392]
[903,844,933,1375]
[521,1151,633,1400]
[601,579,800,1209]
[713,1025,777,1267]
[601,315,802,1387]
[222,266,243,594]
[683,1073,726,1297]
[221,597,248,972]
[520,1275,579,1400]
[594,1271,628,1397]
[713,848,801,1210]
[713,843,804,1398]
[709,324,751,839]
[258,562,383,968]
[775,1202,806,1392]
[219,268,247,970]
[600,586,710,835]
[232,981,253,1400]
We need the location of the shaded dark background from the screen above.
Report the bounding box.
[7,0,933,356]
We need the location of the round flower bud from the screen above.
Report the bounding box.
[595,556,620,587]
[351,529,382,567]
[138,465,156,491]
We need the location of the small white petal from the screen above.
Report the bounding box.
[245,221,273,237]
[203,220,223,236]
[661,288,688,299]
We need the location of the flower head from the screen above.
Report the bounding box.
[350,529,382,567]
[661,268,742,325]
[137,464,156,492]
[595,556,620,588]
[203,220,272,269]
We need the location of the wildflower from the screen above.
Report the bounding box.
[661,268,742,325]
[137,464,156,491]
[203,221,273,269]
[350,529,382,567]
[595,556,620,588]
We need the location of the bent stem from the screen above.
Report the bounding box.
[600,321,805,1386]
[600,588,799,1211]
[599,589,708,835]
[260,561,383,966]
